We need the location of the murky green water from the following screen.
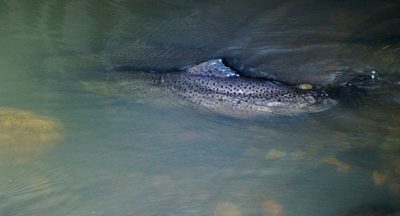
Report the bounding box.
[1,1,400,215]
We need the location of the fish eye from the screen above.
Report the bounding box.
[297,83,313,90]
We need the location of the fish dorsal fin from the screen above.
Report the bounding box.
[187,59,240,78]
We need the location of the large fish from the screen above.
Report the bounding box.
[110,59,337,116]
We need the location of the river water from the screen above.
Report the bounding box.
[0,1,400,216]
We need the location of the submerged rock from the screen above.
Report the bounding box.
[214,202,242,216]
[265,149,287,160]
[0,107,63,163]
[321,156,351,172]
[372,170,389,186]
[261,199,284,216]
[290,150,307,160]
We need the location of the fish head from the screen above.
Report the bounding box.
[293,89,338,113]
[246,86,337,115]
[260,86,337,115]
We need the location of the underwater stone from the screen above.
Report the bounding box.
[214,202,242,216]
[0,107,63,163]
[372,170,389,186]
[265,149,287,160]
[262,199,284,216]
[321,156,350,172]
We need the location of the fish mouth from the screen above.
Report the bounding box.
[304,96,338,113]
[319,97,338,108]
[293,88,338,113]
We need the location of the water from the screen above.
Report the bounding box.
[0,1,400,215]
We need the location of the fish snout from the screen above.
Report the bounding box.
[320,97,338,107]
[305,89,338,112]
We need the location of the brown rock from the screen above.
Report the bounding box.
[372,171,389,186]
[0,107,63,163]
[214,202,242,216]
[321,156,350,172]
[265,149,287,160]
[262,199,284,216]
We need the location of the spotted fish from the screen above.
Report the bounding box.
[111,59,337,116]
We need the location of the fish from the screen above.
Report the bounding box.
[110,59,337,116]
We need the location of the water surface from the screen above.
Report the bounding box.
[0,1,400,216]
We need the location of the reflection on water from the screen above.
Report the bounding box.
[0,0,400,216]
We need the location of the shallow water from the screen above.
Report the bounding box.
[1,1,400,216]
